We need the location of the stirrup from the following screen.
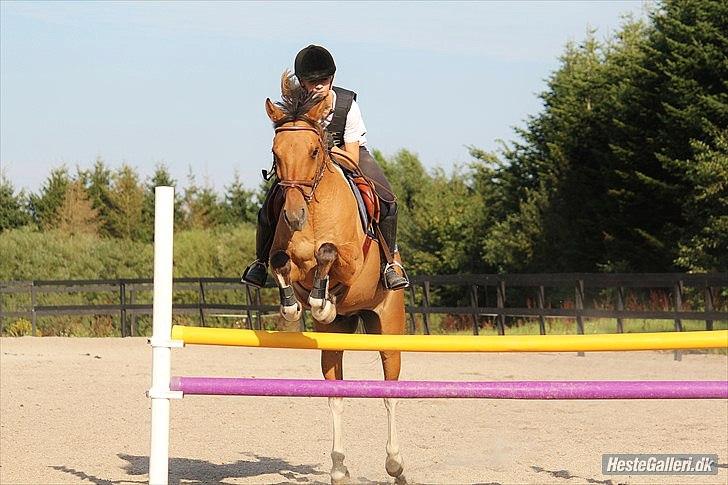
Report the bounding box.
[241,260,268,288]
[383,261,410,290]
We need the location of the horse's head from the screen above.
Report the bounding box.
[266,73,333,232]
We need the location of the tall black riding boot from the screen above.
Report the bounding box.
[378,204,409,290]
[241,208,276,288]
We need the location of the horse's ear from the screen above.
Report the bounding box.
[266,98,285,124]
[306,92,334,123]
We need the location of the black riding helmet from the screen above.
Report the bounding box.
[294,45,336,82]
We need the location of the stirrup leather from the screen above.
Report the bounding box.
[383,261,410,290]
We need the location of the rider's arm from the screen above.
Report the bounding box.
[331,144,359,171]
[329,98,366,172]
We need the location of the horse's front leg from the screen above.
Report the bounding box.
[308,243,337,324]
[270,250,302,321]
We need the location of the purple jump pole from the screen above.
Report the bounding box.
[170,377,728,400]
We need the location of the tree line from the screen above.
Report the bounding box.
[0,161,260,241]
[382,0,726,274]
[1,0,726,281]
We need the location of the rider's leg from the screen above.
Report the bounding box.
[358,147,409,290]
[378,201,409,290]
[241,185,277,287]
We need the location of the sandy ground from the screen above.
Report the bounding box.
[1,337,727,485]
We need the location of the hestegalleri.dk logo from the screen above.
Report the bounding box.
[602,454,719,475]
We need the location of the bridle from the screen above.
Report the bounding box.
[272,119,331,203]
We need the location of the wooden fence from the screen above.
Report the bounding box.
[1,273,726,339]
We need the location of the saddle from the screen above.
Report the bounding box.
[346,174,380,237]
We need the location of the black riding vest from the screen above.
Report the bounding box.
[328,86,357,148]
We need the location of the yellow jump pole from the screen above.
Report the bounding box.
[171,326,728,352]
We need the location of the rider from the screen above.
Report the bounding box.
[241,44,409,291]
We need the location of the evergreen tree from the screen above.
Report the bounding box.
[482,32,619,272]
[222,172,257,225]
[675,129,728,271]
[28,167,71,229]
[0,174,31,231]
[141,164,185,240]
[649,0,728,269]
[253,176,276,208]
[77,158,114,237]
[108,165,145,240]
[473,2,727,272]
[182,170,225,229]
[597,18,670,271]
[55,180,100,236]
[650,0,728,156]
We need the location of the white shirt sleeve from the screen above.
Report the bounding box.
[343,99,368,146]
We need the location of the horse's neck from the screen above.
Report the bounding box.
[308,163,361,233]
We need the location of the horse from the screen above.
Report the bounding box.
[264,72,407,485]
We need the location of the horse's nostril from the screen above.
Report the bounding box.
[283,208,306,232]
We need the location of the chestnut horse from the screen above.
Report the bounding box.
[264,73,407,484]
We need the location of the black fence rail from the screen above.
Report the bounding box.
[1,273,726,338]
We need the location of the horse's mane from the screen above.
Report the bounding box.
[273,71,328,132]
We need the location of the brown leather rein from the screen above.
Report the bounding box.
[273,122,331,203]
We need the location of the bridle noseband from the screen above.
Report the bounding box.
[273,121,331,203]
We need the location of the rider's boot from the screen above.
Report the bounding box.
[241,208,275,288]
[378,205,409,290]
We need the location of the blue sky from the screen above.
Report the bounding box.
[1,1,647,193]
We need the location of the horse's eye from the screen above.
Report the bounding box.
[311,147,319,158]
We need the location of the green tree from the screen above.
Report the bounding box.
[182,171,225,230]
[141,164,185,240]
[222,172,257,225]
[77,158,114,237]
[479,32,620,272]
[375,150,486,275]
[108,164,145,240]
[28,167,70,229]
[675,129,728,271]
[648,0,728,269]
[0,173,31,231]
[471,3,727,273]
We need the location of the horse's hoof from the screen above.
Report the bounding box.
[330,468,350,484]
[309,297,336,324]
[394,475,408,485]
[386,455,405,478]
[280,304,301,321]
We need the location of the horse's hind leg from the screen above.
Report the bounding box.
[319,315,358,484]
[270,251,302,321]
[382,351,406,484]
[361,310,407,484]
[321,345,346,483]
[309,243,337,324]
[328,396,348,484]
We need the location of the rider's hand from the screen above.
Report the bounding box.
[330,146,359,172]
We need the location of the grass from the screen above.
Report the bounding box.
[421,315,727,336]
[2,312,726,339]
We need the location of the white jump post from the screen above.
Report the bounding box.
[148,186,182,485]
